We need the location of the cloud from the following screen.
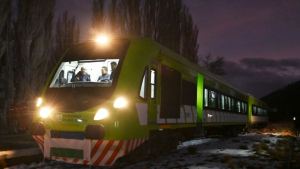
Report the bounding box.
[223,58,300,97]
[239,57,300,77]
[240,57,300,70]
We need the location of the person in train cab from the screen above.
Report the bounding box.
[110,62,117,80]
[97,66,110,82]
[74,67,91,82]
[55,70,67,86]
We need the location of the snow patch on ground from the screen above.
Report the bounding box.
[205,148,254,157]
[177,138,218,149]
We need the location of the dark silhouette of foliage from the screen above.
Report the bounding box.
[92,0,199,62]
[92,0,105,31]
[54,11,80,62]
[13,0,55,102]
[202,54,226,76]
[0,0,12,129]
[0,0,81,130]
[262,81,300,124]
[0,0,11,61]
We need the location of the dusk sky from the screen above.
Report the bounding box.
[57,0,300,97]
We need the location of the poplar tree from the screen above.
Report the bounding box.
[14,0,55,102]
[92,0,199,63]
[92,0,105,31]
[0,0,12,129]
[54,11,80,62]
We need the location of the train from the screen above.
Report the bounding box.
[31,36,268,166]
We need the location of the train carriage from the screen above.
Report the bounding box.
[32,37,268,166]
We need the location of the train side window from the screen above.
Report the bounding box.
[244,103,248,113]
[139,69,147,99]
[237,101,241,113]
[209,90,217,108]
[253,106,257,115]
[241,102,244,113]
[221,95,225,110]
[231,98,235,112]
[150,69,156,99]
[204,88,208,107]
[241,102,245,113]
[228,97,232,111]
[258,107,262,115]
[225,96,229,110]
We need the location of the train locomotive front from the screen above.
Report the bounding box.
[31,38,153,166]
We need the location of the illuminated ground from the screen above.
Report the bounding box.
[11,130,300,169]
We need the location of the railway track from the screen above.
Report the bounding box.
[0,148,42,168]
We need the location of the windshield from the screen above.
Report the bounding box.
[50,59,119,88]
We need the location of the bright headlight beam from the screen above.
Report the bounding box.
[36,97,43,107]
[39,106,53,119]
[113,97,128,109]
[94,108,109,121]
[95,34,110,46]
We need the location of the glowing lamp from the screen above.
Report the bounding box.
[39,106,53,119]
[36,97,43,107]
[94,108,109,121]
[113,97,128,109]
[95,34,110,46]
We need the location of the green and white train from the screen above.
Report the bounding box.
[32,37,268,166]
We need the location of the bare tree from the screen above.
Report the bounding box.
[92,0,199,62]
[0,0,12,130]
[92,0,105,31]
[180,6,199,62]
[108,0,118,31]
[0,0,10,61]
[13,0,55,103]
[202,54,226,75]
[54,11,80,63]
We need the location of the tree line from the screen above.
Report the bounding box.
[91,0,225,74]
[92,0,199,62]
[0,0,223,130]
[0,0,79,130]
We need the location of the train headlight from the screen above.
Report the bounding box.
[36,97,43,107]
[95,34,110,47]
[94,108,109,121]
[39,106,53,119]
[113,97,128,109]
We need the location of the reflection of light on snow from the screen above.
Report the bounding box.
[261,131,294,137]
[177,138,217,149]
[206,149,254,157]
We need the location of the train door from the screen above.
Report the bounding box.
[148,65,158,124]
